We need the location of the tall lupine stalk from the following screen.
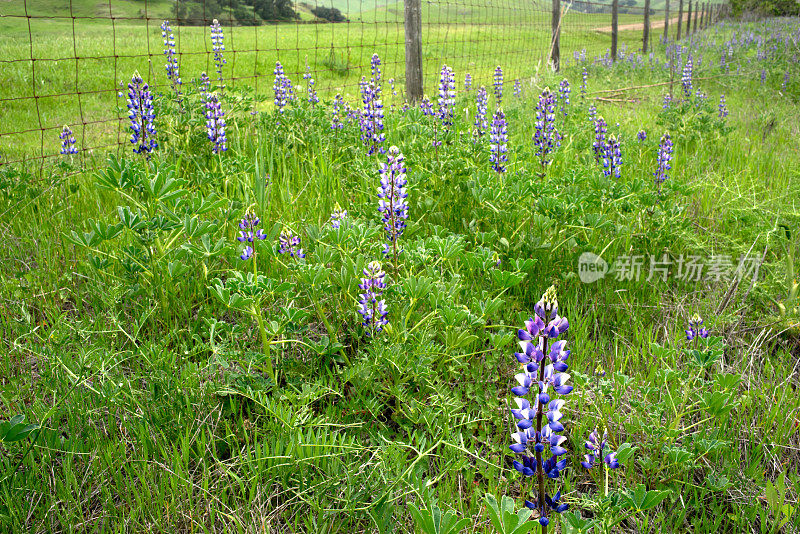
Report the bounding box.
[509,286,572,530]
[592,116,607,162]
[681,56,693,97]
[782,70,790,90]
[662,93,672,109]
[718,94,728,118]
[588,104,597,122]
[160,20,181,103]
[204,92,227,154]
[357,261,389,336]
[210,19,226,86]
[580,429,620,496]
[533,88,560,169]
[127,71,157,158]
[199,72,211,101]
[493,65,504,106]
[464,73,472,91]
[557,79,570,116]
[489,109,508,174]
[474,86,489,141]
[370,53,382,84]
[600,134,622,179]
[237,211,267,264]
[331,94,345,129]
[580,67,588,101]
[654,132,673,197]
[273,62,290,116]
[514,79,522,98]
[434,64,455,148]
[378,146,408,268]
[304,64,319,106]
[59,125,77,155]
[360,78,386,155]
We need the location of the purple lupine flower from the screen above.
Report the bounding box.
[718,94,728,118]
[654,132,673,197]
[378,146,409,259]
[237,211,267,261]
[388,78,397,96]
[592,116,607,162]
[600,134,621,179]
[514,79,522,98]
[685,314,709,341]
[59,125,77,155]
[210,19,226,83]
[370,53,382,85]
[588,103,597,122]
[437,64,456,132]
[681,56,693,97]
[331,94,344,129]
[533,88,560,168]
[558,79,570,115]
[580,67,588,100]
[493,65,503,106]
[127,71,157,157]
[580,429,620,470]
[637,130,647,141]
[474,86,489,140]
[273,62,290,115]
[782,70,790,90]
[464,73,472,91]
[204,92,227,153]
[303,64,319,106]
[509,286,571,527]
[278,229,305,259]
[199,71,211,101]
[489,108,508,174]
[419,96,434,116]
[360,77,386,156]
[357,260,389,335]
[662,93,672,109]
[160,20,181,101]
[760,69,766,84]
[330,203,347,229]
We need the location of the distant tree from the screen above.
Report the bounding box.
[252,0,297,22]
[311,6,347,22]
[731,0,799,15]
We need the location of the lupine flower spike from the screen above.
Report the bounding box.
[330,203,347,229]
[681,56,693,97]
[204,93,227,153]
[592,116,607,162]
[210,19,226,84]
[59,125,77,155]
[509,286,571,527]
[514,79,522,98]
[127,71,157,157]
[558,79,570,116]
[357,261,389,336]
[464,73,472,91]
[378,146,409,264]
[304,63,319,106]
[601,134,622,179]
[581,428,621,496]
[493,66,503,106]
[718,94,728,118]
[360,57,386,156]
[474,86,489,140]
[273,62,291,116]
[278,229,306,259]
[331,94,345,129]
[160,20,181,102]
[686,314,709,341]
[533,88,561,168]
[237,211,267,261]
[437,64,456,134]
[654,132,673,197]
[489,109,508,174]
[637,130,647,142]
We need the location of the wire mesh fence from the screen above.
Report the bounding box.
[0,0,726,168]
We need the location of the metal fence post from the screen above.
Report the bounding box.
[611,0,619,61]
[643,0,651,53]
[677,0,683,40]
[663,0,670,43]
[686,0,692,36]
[404,0,423,102]
[551,0,561,71]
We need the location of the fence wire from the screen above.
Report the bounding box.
[0,0,725,168]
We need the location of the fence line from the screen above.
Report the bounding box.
[0,0,728,168]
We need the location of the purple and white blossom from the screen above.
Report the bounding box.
[204,92,227,153]
[59,125,77,155]
[273,62,291,114]
[160,20,181,101]
[533,88,560,168]
[580,429,620,470]
[557,79,570,115]
[331,94,345,129]
[127,71,157,157]
[330,203,347,229]
[464,73,472,91]
[303,64,319,106]
[278,229,305,259]
[685,314,709,341]
[592,116,607,162]
[489,109,508,173]
[681,56,693,97]
[493,65,503,106]
[378,146,409,259]
[600,134,622,179]
[357,261,388,335]
[210,19,226,83]
[474,86,489,140]
[718,94,728,118]
[237,211,267,261]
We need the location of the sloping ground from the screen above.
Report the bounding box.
[594,12,698,32]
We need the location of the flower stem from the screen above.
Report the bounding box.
[536,336,549,533]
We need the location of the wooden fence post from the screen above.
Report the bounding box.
[700,2,705,28]
[643,0,651,53]
[686,0,692,36]
[693,2,699,32]
[404,0,423,102]
[677,0,683,40]
[663,0,670,43]
[551,0,561,71]
[611,0,619,61]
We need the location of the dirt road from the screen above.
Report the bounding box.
[593,13,701,33]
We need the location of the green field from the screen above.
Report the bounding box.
[2,4,799,534]
[0,0,698,162]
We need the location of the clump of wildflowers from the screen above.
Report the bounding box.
[160,20,181,101]
[204,92,227,154]
[210,19,226,84]
[237,212,267,261]
[464,73,472,91]
[273,62,291,115]
[493,65,503,106]
[681,56,693,97]
[127,71,157,157]
[378,146,409,262]
[718,94,728,118]
[509,286,572,527]
[278,229,306,259]
[59,125,77,155]
[600,134,622,179]
[357,261,388,335]
[686,314,709,341]
[637,130,647,141]
[303,63,319,106]
[558,79,570,115]
[654,132,673,195]
[489,109,508,174]
[330,203,347,229]
[474,86,489,140]
[533,88,560,168]
[331,94,344,129]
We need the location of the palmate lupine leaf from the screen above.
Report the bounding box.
[484,494,536,534]
[408,502,470,534]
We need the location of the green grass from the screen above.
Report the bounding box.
[1,12,799,534]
